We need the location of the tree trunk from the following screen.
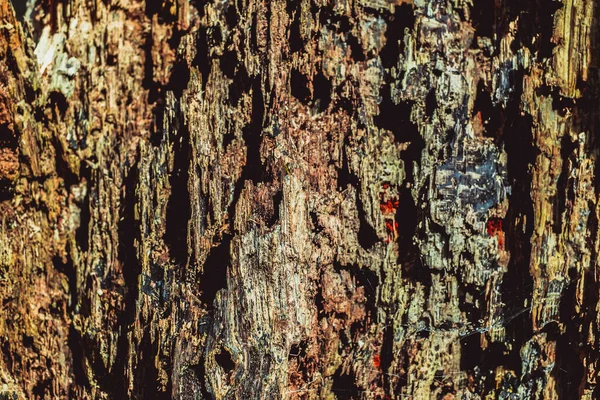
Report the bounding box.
[0,0,598,398]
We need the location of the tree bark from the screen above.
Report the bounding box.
[0,0,599,398]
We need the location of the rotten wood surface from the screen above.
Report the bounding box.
[0,0,599,398]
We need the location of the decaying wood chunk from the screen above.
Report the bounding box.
[0,0,599,398]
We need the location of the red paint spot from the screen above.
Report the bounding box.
[486,218,504,250]
[380,200,395,214]
[373,354,381,368]
[475,111,483,124]
[384,219,398,243]
[385,220,394,232]
[380,198,400,215]
[486,218,502,235]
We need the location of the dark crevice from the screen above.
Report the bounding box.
[222,131,235,150]
[310,211,323,235]
[250,12,259,52]
[107,54,117,66]
[291,68,311,105]
[379,4,415,69]
[473,81,502,139]
[503,0,563,60]
[167,26,185,51]
[9,0,27,20]
[133,331,169,399]
[339,328,350,348]
[168,59,191,98]
[75,163,92,252]
[21,335,33,349]
[456,274,488,386]
[470,0,495,40]
[0,341,14,376]
[581,266,599,389]
[145,0,165,18]
[192,358,214,400]
[397,223,429,289]
[0,182,13,202]
[150,98,166,146]
[0,123,16,202]
[346,33,367,62]
[193,27,213,90]
[264,1,273,89]
[220,50,238,79]
[319,7,351,33]
[333,83,355,115]
[346,33,366,62]
[49,91,68,118]
[52,137,79,189]
[200,235,230,308]
[287,0,304,53]
[587,203,599,295]
[0,124,18,150]
[374,85,418,146]
[291,67,332,112]
[68,327,90,391]
[288,340,308,360]
[227,62,251,107]
[285,0,297,16]
[268,190,283,227]
[355,194,379,249]
[554,269,585,398]
[165,121,191,267]
[315,269,326,317]
[501,107,535,365]
[425,88,437,118]
[32,379,52,398]
[380,319,394,396]
[142,31,160,104]
[146,39,190,106]
[113,157,143,396]
[239,78,266,184]
[331,365,360,399]
[553,134,577,234]
[215,347,235,373]
[224,2,239,30]
[395,184,421,267]
[313,71,332,113]
[460,337,521,394]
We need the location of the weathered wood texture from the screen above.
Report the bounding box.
[0,0,599,398]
